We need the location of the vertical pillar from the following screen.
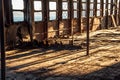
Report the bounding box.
[115,0,118,25]
[105,0,109,29]
[114,0,117,23]
[94,0,97,17]
[0,0,6,79]
[68,0,73,36]
[100,0,104,29]
[78,0,82,33]
[29,0,34,43]
[110,0,113,27]
[43,0,48,40]
[118,0,120,25]
[86,0,90,55]
[110,0,113,15]
[58,0,62,37]
[100,0,104,17]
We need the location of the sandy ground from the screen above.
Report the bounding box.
[1,27,120,80]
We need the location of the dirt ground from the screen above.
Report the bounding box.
[2,27,120,80]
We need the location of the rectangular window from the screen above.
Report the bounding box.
[34,0,43,22]
[74,11,77,18]
[90,4,94,10]
[12,0,24,10]
[12,0,24,22]
[82,0,86,2]
[73,3,77,10]
[97,11,100,16]
[13,11,24,22]
[62,11,68,19]
[34,1,42,10]
[49,2,57,10]
[82,3,87,10]
[90,11,93,17]
[34,12,42,21]
[49,12,56,20]
[97,4,101,9]
[62,2,68,10]
[82,11,86,17]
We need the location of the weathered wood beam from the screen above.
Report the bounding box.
[0,0,6,79]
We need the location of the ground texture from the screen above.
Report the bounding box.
[2,28,120,80]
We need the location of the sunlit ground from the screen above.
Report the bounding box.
[3,28,120,80]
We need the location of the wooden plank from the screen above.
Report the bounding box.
[0,0,6,80]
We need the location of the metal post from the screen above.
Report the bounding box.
[0,0,6,80]
[86,0,90,55]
